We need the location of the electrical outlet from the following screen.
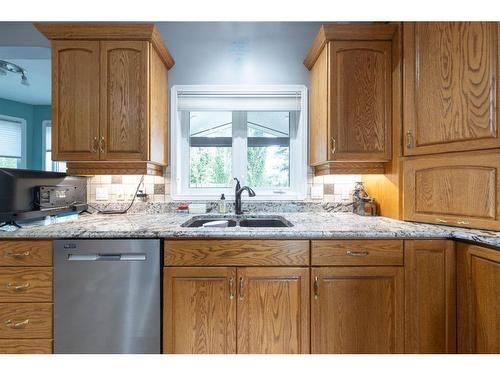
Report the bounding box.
[95,187,109,201]
[115,186,125,201]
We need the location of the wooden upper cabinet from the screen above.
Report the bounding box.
[237,267,310,354]
[36,23,174,176]
[403,151,500,230]
[305,24,397,175]
[163,267,236,354]
[404,240,456,353]
[457,243,500,353]
[51,41,100,161]
[100,41,149,161]
[404,22,500,156]
[311,266,404,353]
[330,41,392,161]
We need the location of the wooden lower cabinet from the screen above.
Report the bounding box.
[0,339,53,354]
[237,267,309,354]
[311,266,404,353]
[163,267,236,354]
[457,242,500,353]
[0,240,53,354]
[404,240,456,353]
[163,266,309,354]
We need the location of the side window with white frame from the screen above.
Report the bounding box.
[171,86,308,200]
[42,120,66,172]
[0,115,26,169]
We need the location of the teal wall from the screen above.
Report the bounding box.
[0,98,51,170]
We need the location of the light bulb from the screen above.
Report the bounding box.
[21,74,29,86]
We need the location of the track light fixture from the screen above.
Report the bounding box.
[0,60,29,86]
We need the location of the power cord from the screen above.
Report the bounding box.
[95,175,145,214]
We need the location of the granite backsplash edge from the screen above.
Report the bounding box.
[86,200,354,214]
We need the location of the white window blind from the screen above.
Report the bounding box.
[177,90,302,111]
[0,118,22,158]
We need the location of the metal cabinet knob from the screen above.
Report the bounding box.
[330,137,336,155]
[406,131,413,148]
[5,319,30,329]
[6,282,30,291]
[5,251,30,258]
[99,136,105,153]
[238,277,245,300]
[229,277,234,300]
[313,276,319,300]
[346,250,369,257]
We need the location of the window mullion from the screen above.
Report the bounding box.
[231,111,248,185]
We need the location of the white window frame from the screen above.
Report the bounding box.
[0,114,27,169]
[41,120,51,171]
[42,120,66,173]
[170,85,308,201]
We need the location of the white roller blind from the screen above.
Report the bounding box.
[0,118,22,158]
[177,90,302,111]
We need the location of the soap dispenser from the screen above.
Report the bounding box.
[218,194,227,214]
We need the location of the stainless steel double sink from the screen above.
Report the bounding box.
[181,215,293,228]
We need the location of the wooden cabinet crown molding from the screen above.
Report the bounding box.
[304,23,397,70]
[35,23,174,69]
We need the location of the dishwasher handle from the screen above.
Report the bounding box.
[67,253,147,261]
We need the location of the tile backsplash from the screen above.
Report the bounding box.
[86,167,360,204]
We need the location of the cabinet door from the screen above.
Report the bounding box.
[403,151,500,230]
[329,41,392,161]
[237,267,309,354]
[52,40,100,161]
[311,266,404,353]
[457,243,500,353]
[100,41,149,161]
[404,22,500,156]
[405,240,456,353]
[309,45,329,166]
[163,267,236,354]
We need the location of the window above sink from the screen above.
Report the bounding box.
[171,85,308,201]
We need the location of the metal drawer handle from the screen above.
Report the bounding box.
[238,277,245,300]
[99,136,105,153]
[229,277,234,300]
[330,137,336,155]
[346,250,369,257]
[406,131,413,148]
[92,136,99,153]
[313,276,319,300]
[5,251,31,258]
[5,319,30,329]
[457,220,470,225]
[436,219,448,223]
[6,282,31,291]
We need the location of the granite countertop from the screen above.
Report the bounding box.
[0,211,499,249]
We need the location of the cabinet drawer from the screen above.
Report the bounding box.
[312,240,404,266]
[0,241,52,266]
[0,268,52,302]
[0,303,52,339]
[403,151,500,231]
[164,240,310,266]
[0,339,52,354]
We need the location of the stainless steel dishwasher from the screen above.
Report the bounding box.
[53,239,161,354]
